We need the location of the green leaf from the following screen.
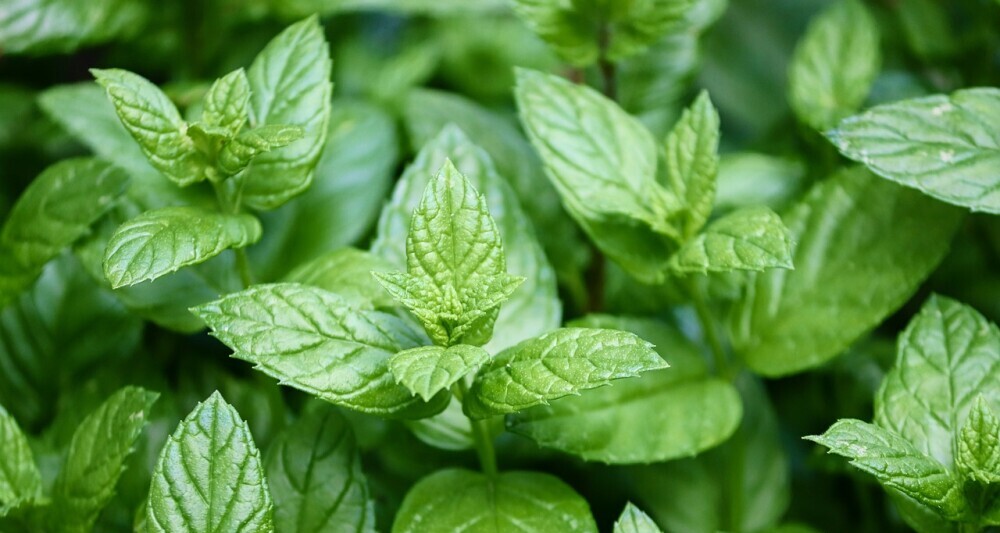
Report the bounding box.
[266,406,375,533]
[465,327,667,419]
[202,68,251,137]
[218,125,305,176]
[50,386,158,532]
[146,392,273,532]
[243,15,333,210]
[0,404,42,516]
[661,91,720,238]
[729,167,962,376]
[807,419,966,519]
[788,0,880,130]
[613,503,662,533]
[828,88,1000,213]
[876,296,1000,470]
[667,206,793,274]
[957,397,1000,485]
[192,283,448,417]
[391,344,489,401]
[714,153,806,213]
[516,68,679,283]
[285,248,397,308]
[510,0,600,66]
[372,125,560,352]
[508,315,740,463]
[1,158,129,270]
[103,206,262,288]
[91,68,207,187]
[373,160,524,347]
[404,398,474,451]
[392,469,597,533]
[0,0,148,55]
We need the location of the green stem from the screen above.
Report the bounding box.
[235,248,254,288]
[688,280,732,379]
[454,381,498,477]
[211,180,254,288]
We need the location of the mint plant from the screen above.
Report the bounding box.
[1,0,999,531]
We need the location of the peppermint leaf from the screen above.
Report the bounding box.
[146,392,274,532]
[661,90,720,238]
[828,88,1000,213]
[465,327,667,419]
[957,397,1000,485]
[218,125,305,177]
[667,206,793,274]
[284,247,397,308]
[192,283,449,417]
[788,0,880,130]
[0,404,42,516]
[392,469,597,532]
[202,68,251,137]
[103,207,262,288]
[91,68,207,187]
[244,15,333,210]
[390,344,489,401]
[613,503,662,533]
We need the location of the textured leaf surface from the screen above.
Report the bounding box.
[392,469,597,533]
[373,160,523,347]
[218,125,305,176]
[51,386,158,532]
[0,0,148,54]
[876,296,1000,470]
[729,167,962,376]
[92,68,206,187]
[613,503,662,533]
[465,328,667,419]
[508,315,740,463]
[788,0,880,130]
[516,68,679,283]
[193,283,447,417]
[828,88,1000,212]
[146,392,273,532]
[807,419,966,519]
[372,125,559,352]
[957,397,1000,484]
[1,158,129,269]
[266,406,375,533]
[661,91,720,237]
[667,206,793,274]
[202,68,251,137]
[103,207,261,288]
[0,405,42,515]
[244,16,332,210]
[391,345,489,401]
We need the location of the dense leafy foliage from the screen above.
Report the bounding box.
[1,1,999,532]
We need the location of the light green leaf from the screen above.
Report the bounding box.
[0,404,42,516]
[667,206,793,274]
[103,207,261,288]
[876,296,1000,470]
[508,315,740,463]
[465,327,667,419]
[146,392,273,532]
[516,68,679,283]
[613,503,661,533]
[957,397,1000,485]
[371,125,560,352]
[404,398,474,451]
[1,158,129,270]
[192,283,448,417]
[391,344,489,401]
[0,0,148,55]
[266,406,375,533]
[91,68,207,187]
[807,419,966,519]
[244,15,333,210]
[285,248,396,308]
[392,469,597,533]
[788,0,880,130]
[828,88,1000,213]
[510,0,600,66]
[714,153,806,213]
[373,160,524,347]
[218,125,305,176]
[729,167,962,376]
[202,68,250,137]
[661,91,720,238]
[50,386,158,532]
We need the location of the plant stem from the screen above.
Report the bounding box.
[688,280,732,378]
[597,23,617,100]
[211,180,254,288]
[454,381,498,477]
[235,248,254,288]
